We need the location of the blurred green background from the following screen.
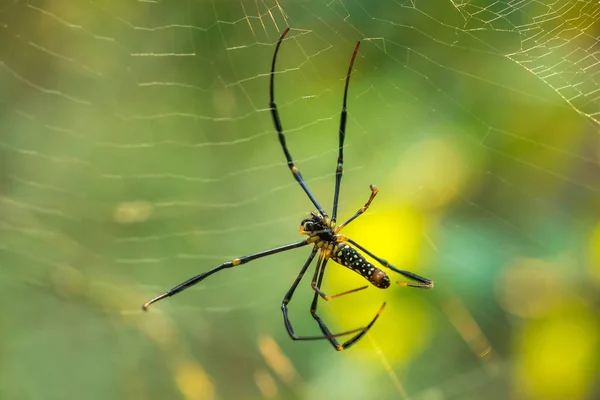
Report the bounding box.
[1,1,599,399]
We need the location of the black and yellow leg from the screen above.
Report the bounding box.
[335,184,379,232]
[270,28,327,217]
[142,240,310,310]
[346,238,434,288]
[331,41,361,223]
[310,254,368,300]
[281,248,365,340]
[309,256,386,351]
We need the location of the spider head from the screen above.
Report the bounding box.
[300,212,324,233]
[300,212,335,241]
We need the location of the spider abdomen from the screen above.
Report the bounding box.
[331,244,390,288]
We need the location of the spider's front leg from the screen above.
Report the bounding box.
[270,28,327,217]
[331,41,361,223]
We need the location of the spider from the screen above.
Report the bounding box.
[142,28,434,351]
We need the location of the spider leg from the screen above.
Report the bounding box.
[142,240,310,310]
[281,247,365,340]
[332,41,361,223]
[346,238,434,288]
[335,184,378,232]
[310,255,386,351]
[311,251,368,300]
[270,28,327,217]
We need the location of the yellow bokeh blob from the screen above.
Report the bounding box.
[175,361,215,400]
[513,300,599,400]
[390,137,470,211]
[494,257,567,318]
[325,200,434,364]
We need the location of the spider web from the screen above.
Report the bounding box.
[1,1,599,399]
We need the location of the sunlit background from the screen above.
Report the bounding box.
[1,1,599,399]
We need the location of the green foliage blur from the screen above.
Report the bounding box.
[1,1,599,400]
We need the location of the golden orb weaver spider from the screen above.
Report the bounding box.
[142,28,434,351]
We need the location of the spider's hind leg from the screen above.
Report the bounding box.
[310,255,386,351]
[281,248,366,341]
[346,238,435,289]
[310,251,368,300]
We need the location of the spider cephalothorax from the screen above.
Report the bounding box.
[300,212,337,244]
[142,27,433,352]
